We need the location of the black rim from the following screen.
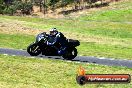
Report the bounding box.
[30,45,40,54]
[71,49,76,56]
[63,48,77,59]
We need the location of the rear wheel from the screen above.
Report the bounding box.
[62,48,77,60]
[27,43,41,56]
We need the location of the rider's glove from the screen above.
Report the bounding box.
[47,41,53,46]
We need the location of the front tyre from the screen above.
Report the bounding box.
[62,48,77,60]
[27,43,41,56]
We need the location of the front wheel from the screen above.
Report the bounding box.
[62,48,77,60]
[27,43,41,56]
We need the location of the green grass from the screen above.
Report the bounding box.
[0,54,132,88]
[79,9,132,22]
[1,16,132,39]
[0,33,34,49]
[78,42,132,59]
[79,0,132,22]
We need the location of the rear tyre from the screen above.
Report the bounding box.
[27,43,41,56]
[62,48,77,60]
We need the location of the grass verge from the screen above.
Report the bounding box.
[0,54,132,88]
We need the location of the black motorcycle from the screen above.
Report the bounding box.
[27,32,80,60]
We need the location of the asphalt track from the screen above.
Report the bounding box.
[0,48,132,68]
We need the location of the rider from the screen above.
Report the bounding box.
[46,28,67,55]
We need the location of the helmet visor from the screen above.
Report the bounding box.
[50,31,55,35]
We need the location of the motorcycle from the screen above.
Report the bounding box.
[27,32,80,60]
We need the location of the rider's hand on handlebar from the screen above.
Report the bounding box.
[46,41,53,46]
